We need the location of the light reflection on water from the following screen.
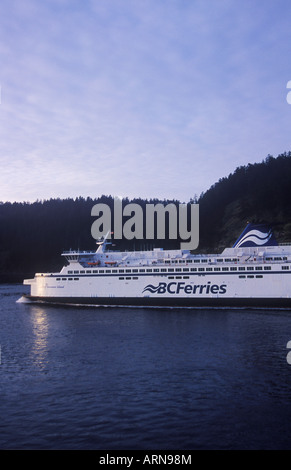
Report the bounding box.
[29,306,49,369]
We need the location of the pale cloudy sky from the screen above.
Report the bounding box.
[0,0,291,203]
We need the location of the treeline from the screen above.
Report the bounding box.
[198,151,291,250]
[0,195,183,281]
[1,151,291,281]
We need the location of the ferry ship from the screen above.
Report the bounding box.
[22,223,291,308]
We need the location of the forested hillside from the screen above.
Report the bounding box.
[1,151,291,281]
[198,151,291,251]
[0,195,182,281]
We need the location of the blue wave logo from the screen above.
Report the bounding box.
[233,223,277,248]
[142,284,161,294]
[235,229,272,248]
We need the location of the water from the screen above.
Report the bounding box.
[1,284,291,450]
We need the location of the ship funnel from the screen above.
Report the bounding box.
[233,223,277,248]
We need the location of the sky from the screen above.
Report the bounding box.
[0,0,291,203]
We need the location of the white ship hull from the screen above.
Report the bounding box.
[22,224,291,309]
[24,270,291,308]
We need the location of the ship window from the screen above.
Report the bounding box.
[239,267,245,271]
[183,268,189,272]
[74,278,79,281]
[119,269,124,273]
[168,268,174,272]
[188,259,193,263]
[68,278,73,281]
[125,269,131,273]
[154,269,159,272]
[133,277,138,280]
[175,268,182,272]
[133,269,138,272]
[119,277,124,280]
[87,270,92,273]
[106,270,111,273]
[161,268,167,272]
[190,267,197,271]
[112,269,117,273]
[62,278,66,280]
[194,259,200,263]
[93,270,98,273]
[248,267,254,271]
[282,266,289,270]
[247,275,254,278]
[217,259,223,263]
[146,269,152,272]
[68,270,73,274]
[126,277,131,280]
[264,266,271,270]
[183,276,189,279]
[56,278,60,281]
[255,267,263,271]
[201,259,207,263]
[274,257,282,261]
[74,271,79,274]
[256,275,263,278]
[168,276,174,279]
[176,276,182,279]
[230,267,237,271]
[80,270,85,273]
[198,268,205,272]
[206,268,212,271]
[139,269,145,273]
[214,268,220,271]
[239,275,246,278]
[99,270,104,273]
[222,267,229,271]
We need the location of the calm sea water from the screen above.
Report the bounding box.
[1,283,291,450]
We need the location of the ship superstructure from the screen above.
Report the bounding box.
[22,224,291,308]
